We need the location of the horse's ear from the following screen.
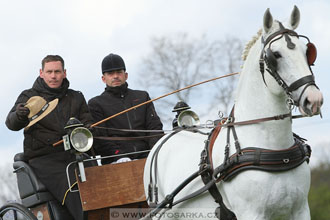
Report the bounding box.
[290,5,300,30]
[263,8,273,33]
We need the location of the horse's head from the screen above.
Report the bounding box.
[260,6,323,116]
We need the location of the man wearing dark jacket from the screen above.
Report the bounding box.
[88,53,163,164]
[6,55,93,220]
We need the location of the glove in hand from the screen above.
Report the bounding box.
[16,103,30,120]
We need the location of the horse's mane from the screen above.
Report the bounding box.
[241,29,263,61]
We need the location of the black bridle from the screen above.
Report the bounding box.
[259,22,318,107]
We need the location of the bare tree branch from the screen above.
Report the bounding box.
[209,36,243,115]
[0,163,20,205]
[138,33,243,126]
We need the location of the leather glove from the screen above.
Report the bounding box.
[112,157,132,164]
[16,103,30,120]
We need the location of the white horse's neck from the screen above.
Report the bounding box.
[233,39,294,149]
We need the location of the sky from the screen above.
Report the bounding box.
[0,0,329,168]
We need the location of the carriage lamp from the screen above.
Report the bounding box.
[70,127,93,153]
[70,127,93,183]
[172,101,201,128]
[63,117,94,182]
[177,110,200,127]
[63,117,93,153]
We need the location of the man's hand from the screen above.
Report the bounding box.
[16,103,30,120]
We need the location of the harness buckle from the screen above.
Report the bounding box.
[199,149,209,169]
[286,97,295,110]
[206,120,214,128]
[278,79,284,87]
[225,117,233,124]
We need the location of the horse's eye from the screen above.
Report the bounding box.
[273,52,282,59]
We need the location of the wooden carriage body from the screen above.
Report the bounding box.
[78,158,148,220]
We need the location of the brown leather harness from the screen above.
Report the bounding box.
[203,110,311,181]
[144,113,311,220]
[199,111,311,220]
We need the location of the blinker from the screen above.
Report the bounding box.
[265,48,278,70]
[263,35,317,75]
[306,42,317,66]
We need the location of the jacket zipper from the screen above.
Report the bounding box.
[121,94,133,130]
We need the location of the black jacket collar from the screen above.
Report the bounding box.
[32,77,69,101]
[105,82,128,97]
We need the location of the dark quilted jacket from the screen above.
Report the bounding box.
[6,77,93,160]
[88,82,163,163]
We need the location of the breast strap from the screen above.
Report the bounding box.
[212,136,311,182]
[199,123,311,220]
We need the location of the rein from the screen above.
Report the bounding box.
[210,112,305,129]
[91,113,304,142]
[52,72,239,147]
[94,133,165,141]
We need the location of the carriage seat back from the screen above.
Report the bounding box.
[13,152,74,220]
[13,153,54,208]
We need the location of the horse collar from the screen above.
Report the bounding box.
[200,114,312,183]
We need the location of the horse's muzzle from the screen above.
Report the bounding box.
[299,86,323,116]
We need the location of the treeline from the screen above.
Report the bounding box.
[309,163,330,220]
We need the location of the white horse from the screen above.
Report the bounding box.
[144,6,323,220]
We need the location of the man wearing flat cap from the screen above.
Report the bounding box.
[6,55,93,220]
[88,53,163,164]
